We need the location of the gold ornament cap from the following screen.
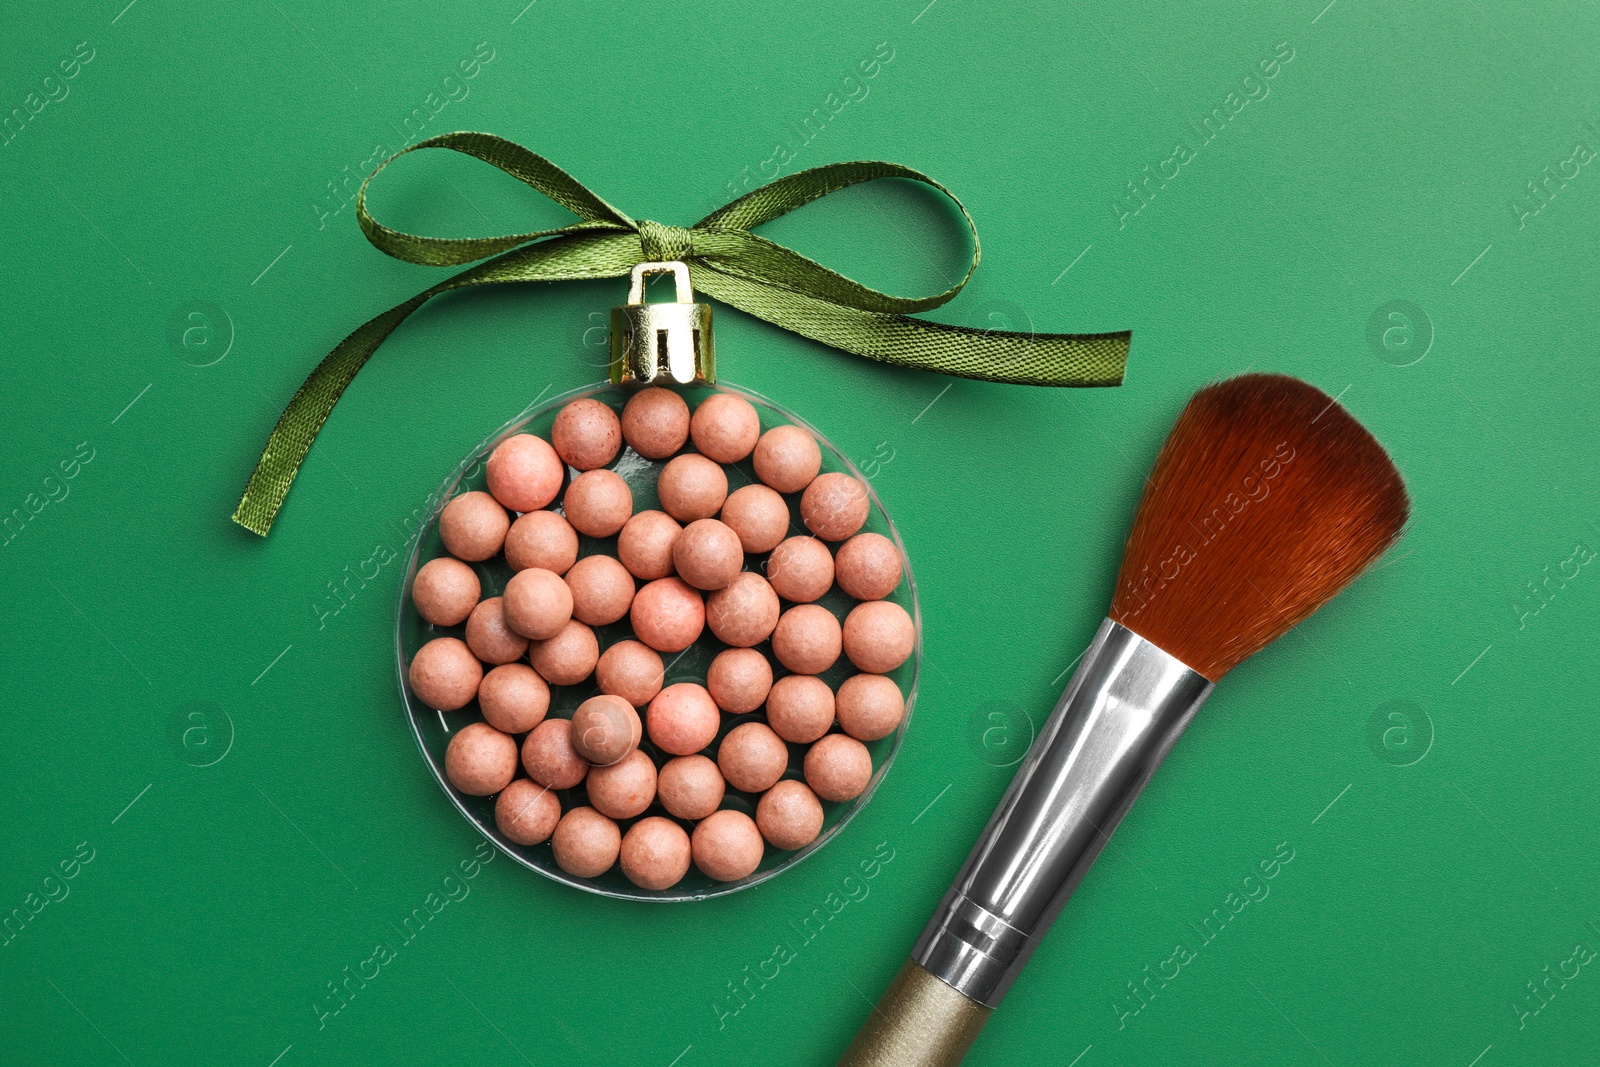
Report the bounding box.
[610,261,715,385]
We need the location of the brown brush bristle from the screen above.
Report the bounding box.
[1108,373,1409,682]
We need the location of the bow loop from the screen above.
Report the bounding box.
[232,131,1131,536]
[637,221,697,263]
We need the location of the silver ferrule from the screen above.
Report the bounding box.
[912,619,1213,1007]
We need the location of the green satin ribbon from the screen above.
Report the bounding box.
[233,131,1130,535]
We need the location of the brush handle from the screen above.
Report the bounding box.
[835,959,991,1067]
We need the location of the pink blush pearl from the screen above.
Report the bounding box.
[753,424,822,494]
[690,392,761,463]
[412,557,481,627]
[692,809,765,882]
[477,663,550,734]
[720,484,791,554]
[565,554,636,626]
[804,733,873,802]
[672,518,744,591]
[522,719,589,790]
[706,647,773,714]
[766,537,835,603]
[569,695,641,766]
[465,597,530,665]
[835,674,906,741]
[495,779,561,844]
[647,682,721,756]
[629,578,705,653]
[595,640,665,707]
[551,398,622,470]
[756,780,824,850]
[409,637,483,711]
[705,572,780,648]
[440,491,509,562]
[657,454,727,522]
[834,532,903,601]
[526,619,599,686]
[563,469,632,537]
[765,675,836,744]
[486,434,564,512]
[620,817,691,891]
[717,722,789,794]
[800,473,870,541]
[621,387,690,459]
[552,807,620,878]
[771,603,842,675]
[445,722,518,795]
[657,755,726,821]
[617,510,681,581]
[504,511,579,574]
[586,748,657,820]
[842,600,916,674]
[502,568,573,640]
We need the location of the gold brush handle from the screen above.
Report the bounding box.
[836,959,993,1067]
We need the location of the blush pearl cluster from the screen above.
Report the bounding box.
[407,388,913,892]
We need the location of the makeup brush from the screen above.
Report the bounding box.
[836,373,1409,1067]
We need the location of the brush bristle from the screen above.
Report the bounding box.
[1108,374,1409,682]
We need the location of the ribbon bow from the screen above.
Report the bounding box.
[233,131,1130,535]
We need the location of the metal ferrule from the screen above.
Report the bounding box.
[912,619,1213,1008]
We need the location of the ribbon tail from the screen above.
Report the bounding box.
[695,272,1129,387]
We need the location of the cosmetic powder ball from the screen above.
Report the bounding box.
[494,779,561,845]
[620,387,690,459]
[689,392,761,463]
[629,577,705,653]
[565,554,636,626]
[617,510,681,581]
[551,397,622,471]
[692,809,765,883]
[486,433,564,513]
[834,532,903,601]
[569,694,641,767]
[765,674,836,744]
[563,469,633,537]
[657,454,728,522]
[439,491,509,562]
[753,424,822,495]
[756,780,825,851]
[521,718,589,790]
[706,647,773,714]
[444,722,518,796]
[835,673,905,741]
[526,619,600,686]
[502,567,573,640]
[720,484,790,554]
[408,637,483,711]
[800,473,870,542]
[765,536,835,604]
[552,807,621,879]
[842,600,916,674]
[771,603,842,675]
[595,639,665,707]
[717,721,789,794]
[465,597,530,666]
[477,663,550,734]
[804,733,873,802]
[656,755,726,821]
[647,682,721,756]
[673,518,744,591]
[705,572,780,648]
[411,557,481,626]
[586,748,657,821]
[504,510,579,575]
[621,816,692,891]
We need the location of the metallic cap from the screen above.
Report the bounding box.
[609,261,715,385]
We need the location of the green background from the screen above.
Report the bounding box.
[3,0,1596,1064]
